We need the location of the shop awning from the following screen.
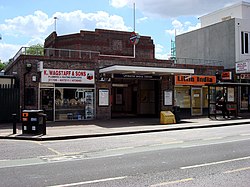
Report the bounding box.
[99,65,194,75]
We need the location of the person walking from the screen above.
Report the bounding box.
[219,96,229,118]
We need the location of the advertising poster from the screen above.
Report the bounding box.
[164,90,173,106]
[99,89,109,106]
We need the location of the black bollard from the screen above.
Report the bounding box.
[42,114,47,135]
[12,113,17,134]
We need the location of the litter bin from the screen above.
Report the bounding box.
[160,111,176,124]
[22,110,46,135]
[172,106,181,123]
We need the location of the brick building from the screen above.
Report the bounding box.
[5,29,223,121]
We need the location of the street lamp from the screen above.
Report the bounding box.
[54,17,58,32]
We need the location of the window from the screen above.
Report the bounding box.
[55,88,95,120]
[245,33,249,53]
[241,31,250,54]
[241,32,244,54]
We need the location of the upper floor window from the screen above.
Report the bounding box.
[241,31,250,54]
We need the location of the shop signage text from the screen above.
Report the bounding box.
[221,71,232,80]
[114,74,160,80]
[240,74,250,79]
[175,75,216,86]
[41,69,95,84]
[236,61,250,74]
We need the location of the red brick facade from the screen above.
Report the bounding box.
[5,29,223,121]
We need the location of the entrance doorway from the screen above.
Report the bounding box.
[40,88,54,121]
[191,87,202,115]
[111,80,160,118]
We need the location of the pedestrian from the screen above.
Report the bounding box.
[218,96,229,118]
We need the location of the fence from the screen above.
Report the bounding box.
[0,85,20,123]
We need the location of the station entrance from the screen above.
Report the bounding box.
[111,79,160,118]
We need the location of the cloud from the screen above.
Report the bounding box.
[155,44,164,53]
[165,19,201,36]
[0,11,52,37]
[0,43,22,62]
[137,17,148,24]
[109,0,131,8]
[155,53,170,60]
[0,10,131,61]
[110,0,242,18]
[0,10,131,38]
[155,44,170,60]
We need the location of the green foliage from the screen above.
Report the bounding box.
[26,44,44,55]
[0,60,6,71]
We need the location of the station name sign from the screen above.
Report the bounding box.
[114,74,160,80]
[41,69,95,84]
[175,75,216,86]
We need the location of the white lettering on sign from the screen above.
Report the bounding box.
[41,69,95,84]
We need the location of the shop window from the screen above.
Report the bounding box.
[174,86,191,108]
[55,88,94,120]
[240,86,249,110]
[202,86,208,108]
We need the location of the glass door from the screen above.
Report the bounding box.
[191,87,202,116]
[40,88,54,121]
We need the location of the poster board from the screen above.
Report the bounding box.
[164,90,173,106]
[227,87,235,102]
[99,89,109,106]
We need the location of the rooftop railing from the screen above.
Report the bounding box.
[175,57,223,67]
[12,47,100,61]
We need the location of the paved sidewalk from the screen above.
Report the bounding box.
[0,117,250,141]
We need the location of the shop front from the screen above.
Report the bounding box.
[39,69,95,121]
[174,75,216,117]
[111,76,161,118]
[236,61,250,112]
[99,65,195,118]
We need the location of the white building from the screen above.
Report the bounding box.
[176,1,250,69]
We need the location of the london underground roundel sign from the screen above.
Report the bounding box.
[130,32,140,45]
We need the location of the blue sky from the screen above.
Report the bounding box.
[0,0,245,62]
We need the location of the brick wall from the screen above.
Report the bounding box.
[45,29,155,60]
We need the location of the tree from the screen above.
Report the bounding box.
[0,60,6,71]
[25,44,44,55]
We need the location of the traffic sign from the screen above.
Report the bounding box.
[130,32,140,45]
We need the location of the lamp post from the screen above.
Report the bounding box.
[54,17,58,32]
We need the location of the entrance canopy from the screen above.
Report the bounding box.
[99,65,194,75]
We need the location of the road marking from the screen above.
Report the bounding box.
[203,137,223,141]
[181,156,250,169]
[107,146,134,151]
[181,137,250,148]
[34,141,62,155]
[47,176,127,187]
[47,148,62,155]
[150,178,194,186]
[223,166,250,174]
[240,133,250,136]
[149,141,184,147]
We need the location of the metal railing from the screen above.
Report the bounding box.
[12,47,100,61]
[175,57,223,66]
